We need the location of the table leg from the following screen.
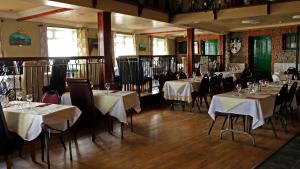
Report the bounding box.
[121,123,124,139]
[220,115,256,146]
[67,120,72,161]
[130,109,133,132]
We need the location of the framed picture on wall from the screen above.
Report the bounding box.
[139,43,147,51]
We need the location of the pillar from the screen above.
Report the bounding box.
[98,11,113,83]
[187,28,195,77]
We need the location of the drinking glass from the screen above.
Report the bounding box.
[294,75,298,80]
[192,72,196,80]
[26,94,33,108]
[16,91,22,101]
[90,81,94,89]
[236,83,242,95]
[246,82,251,88]
[176,74,180,80]
[105,82,110,94]
[264,80,270,86]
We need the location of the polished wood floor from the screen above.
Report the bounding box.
[1,104,300,169]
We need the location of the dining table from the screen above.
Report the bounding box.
[208,82,299,145]
[163,78,202,104]
[208,87,278,145]
[3,101,81,141]
[214,71,242,81]
[61,90,141,138]
[3,101,81,169]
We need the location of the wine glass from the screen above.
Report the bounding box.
[16,91,22,101]
[192,72,196,80]
[26,94,33,109]
[90,81,94,89]
[236,83,242,95]
[105,82,110,94]
[176,74,180,80]
[294,75,298,80]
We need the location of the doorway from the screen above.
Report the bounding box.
[249,36,272,79]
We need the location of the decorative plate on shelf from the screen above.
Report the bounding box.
[230,39,241,54]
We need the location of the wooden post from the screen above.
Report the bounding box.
[98,12,113,84]
[187,28,195,77]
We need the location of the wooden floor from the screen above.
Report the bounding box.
[1,104,300,169]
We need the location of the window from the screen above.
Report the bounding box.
[114,33,135,60]
[283,33,299,50]
[177,41,199,54]
[194,41,199,54]
[202,39,218,55]
[152,37,165,55]
[47,27,78,57]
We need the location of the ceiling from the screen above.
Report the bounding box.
[0,0,205,37]
[1,0,299,35]
[172,1,300,33]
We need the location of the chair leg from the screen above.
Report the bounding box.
[30,143,36,163]
[130,110,133,132]
[41,133,45,162]
[5,155,12,169]
[221,116,228,129]
[67,121,73,161]
[196,98,201,112]
[229,115,234,141]
[44,129,50,169]
[269,117,277,137]
[18,143,22,157]
[242,116,246,132]
[91,128,96,142]
[208,120,216,135]
[204,96,209,108]
[59,136,66,150]
[121,123,124,139]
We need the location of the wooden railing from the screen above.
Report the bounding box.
[116,55,178,96]
[0,56,105,101]
[193,54,223,75]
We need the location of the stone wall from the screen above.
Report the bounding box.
[225,26,298,72]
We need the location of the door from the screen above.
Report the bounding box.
[251,36,272,78]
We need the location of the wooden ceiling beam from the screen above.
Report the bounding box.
[16,8,72,22]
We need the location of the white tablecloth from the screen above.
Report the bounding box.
[3,101,81,141]
[208,91,276,129]
[61,90,141,124]
[163,78,201,103]
[214,71,242,81]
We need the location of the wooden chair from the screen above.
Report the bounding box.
[66,78,107,142]
[40,90,73,169]
[274,84,289,132]
[222,77,235,92]
[191,74,210,111]
[0,104,21,169]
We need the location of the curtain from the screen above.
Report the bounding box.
[164,38,169,55]
[149,36,153,55]
[77,28,89,56]
[76,28,89,78]
[39,24,48,57]
[0,21,3,57]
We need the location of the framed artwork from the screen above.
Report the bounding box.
[9,32,31,46]
[139,43,147,51]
